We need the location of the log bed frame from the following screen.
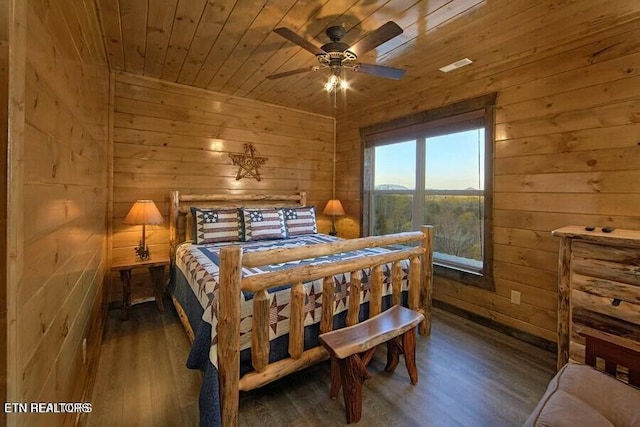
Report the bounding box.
[169,191,434,426]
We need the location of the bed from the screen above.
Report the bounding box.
[168,191,434,426]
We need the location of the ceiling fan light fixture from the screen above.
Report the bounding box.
[269,21,406,89]
[324,74,348,92]
[324,79,336,92]
[439,58,473,73]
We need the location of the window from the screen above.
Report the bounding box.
[371,140,415,235]
[361,94,496,289]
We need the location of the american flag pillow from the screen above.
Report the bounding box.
[283,206,317,236]
[191,207,242,244]
[241,208,286,241]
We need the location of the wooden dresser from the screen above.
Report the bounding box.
[552,226,640,370]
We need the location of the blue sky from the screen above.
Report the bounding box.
[374,129,485,190]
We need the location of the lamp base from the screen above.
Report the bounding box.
[134,245,150,261]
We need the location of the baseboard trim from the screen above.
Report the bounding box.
[433,299,556,353]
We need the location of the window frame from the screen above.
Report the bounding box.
[360,94,497,290]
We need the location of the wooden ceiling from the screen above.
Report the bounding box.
[97,0,640,116]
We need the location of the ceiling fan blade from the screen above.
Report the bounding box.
[266,66,318,80]
[354,63,406,80]
[273,27,325,56]
[349,21,403,57]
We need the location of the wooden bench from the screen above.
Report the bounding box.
[318,305,425,424]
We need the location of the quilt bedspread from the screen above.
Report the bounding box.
[174,234,410,369]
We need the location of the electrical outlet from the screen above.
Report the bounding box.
[82,338,87,365]
[511,290,521,305]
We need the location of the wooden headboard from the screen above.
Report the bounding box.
[168,191,307,258]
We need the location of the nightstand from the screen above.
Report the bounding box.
[111,258,170,320]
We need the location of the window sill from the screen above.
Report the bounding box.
[434,263,495,291]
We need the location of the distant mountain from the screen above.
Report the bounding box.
[375,184,409,190]
[375,184,481,191]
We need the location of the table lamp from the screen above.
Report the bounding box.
[323,199,345,236]
[123,200,164,261]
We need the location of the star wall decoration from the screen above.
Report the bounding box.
[228,143,268,181]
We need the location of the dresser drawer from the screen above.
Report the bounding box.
[571,241,640,287]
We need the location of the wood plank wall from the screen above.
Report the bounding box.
[335,13,640,343]
[5,1,110,425]
[1,1,9,423]
[110,73,334,302]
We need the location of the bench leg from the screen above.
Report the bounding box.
[335,348,375,393]
[384,330,419,385]
[338,355,371,424]
[330,356,341,399]
[402,329,418,385]
[385,337,401,373]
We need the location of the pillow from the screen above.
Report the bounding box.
[283,206,318,236]
[241,208,287,241]
[191,207,242,244]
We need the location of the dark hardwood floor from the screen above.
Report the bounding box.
[86,299,555,427]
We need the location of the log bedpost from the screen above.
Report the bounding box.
[218,246,242,427]
[557,236,571,370]
[370,265,383,317]
[289,281,305,359]
[252,289,270,372]
[347,271,362,326]
[408,256,421,312]
[420,225,433,336]
[391,261,402,307]
[321,276,335,334]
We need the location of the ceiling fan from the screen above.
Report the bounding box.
[267,21,406,90]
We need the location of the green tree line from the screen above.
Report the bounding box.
[373,194,483,261]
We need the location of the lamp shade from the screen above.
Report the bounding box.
[123,200,164,225]
[323,199,346,216]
